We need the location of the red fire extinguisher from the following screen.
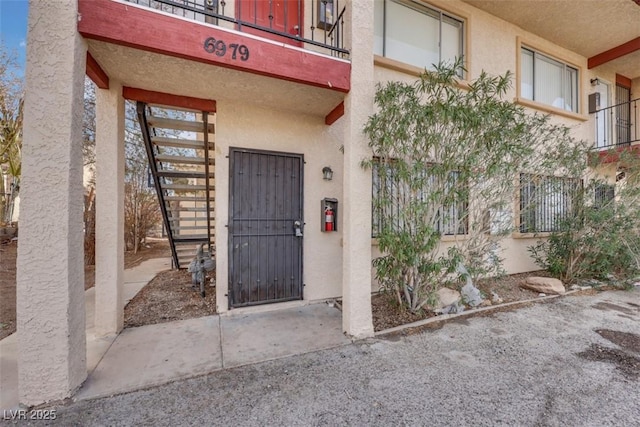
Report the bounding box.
[325,205,334,232]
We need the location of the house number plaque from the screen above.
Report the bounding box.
[203,37,250,61]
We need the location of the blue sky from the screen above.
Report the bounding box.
[0,0,29,75]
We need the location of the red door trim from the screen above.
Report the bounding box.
[122,87,217,112]
[616,74,632,89]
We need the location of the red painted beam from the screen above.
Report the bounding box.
[123,87,216,112]
[616,73,632,89]
[86,52,109,89]
[588,37,640,69]
[77,0,350,93]
[325,101,344,125]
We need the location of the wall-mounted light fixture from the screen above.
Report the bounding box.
[590,78,600,86]
[322,166,333,181]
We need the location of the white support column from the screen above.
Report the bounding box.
[341,0,374,338]
[17,1,88,405]
[94,81,125,336]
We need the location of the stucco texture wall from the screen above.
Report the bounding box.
[214,100,345,312]
[370,0,597,278]
[17,0,87,405]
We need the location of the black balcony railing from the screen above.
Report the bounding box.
[592,98,639,150]
[124,0,349,58]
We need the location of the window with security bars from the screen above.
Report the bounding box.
[519,173,581,233]
[594,184,615,209]
[372,161,468,237]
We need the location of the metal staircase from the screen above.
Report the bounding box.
[137,102,215,268]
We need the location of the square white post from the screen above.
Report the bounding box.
[94,81,125,335]
[17,0,88,405]
[341,0,375,338]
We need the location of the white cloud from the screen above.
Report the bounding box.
[19,40,26,48]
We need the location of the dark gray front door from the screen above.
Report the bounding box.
[229,148,304,308]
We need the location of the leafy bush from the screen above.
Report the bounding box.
[363,61,586,312]
[529,152,640,283]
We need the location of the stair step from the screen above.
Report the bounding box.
[156,155,214,165]
[157,170,214,179]
[166,206,214,212]
[151,136,211,150]
[163,196,209,202]
[172,234,209,240]
[162,184,211,191]
[176,247,200,253]
[148,116,215,133]
[174,237,211,244]
[171,226,210,231]
[148,103,209,114]
[167,216,212,222]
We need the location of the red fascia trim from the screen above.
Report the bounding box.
[86,52,110,89]
[122,87,217,112]
[588,37,640,69]
[77,0,350,93]
[596,144,640,164]
[325,101,344,125]
[616,74,632,88]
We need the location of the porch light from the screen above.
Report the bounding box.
[322,166,333,181]
[590,78,600,86]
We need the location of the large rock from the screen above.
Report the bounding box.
[461,282,484,307]
[521,277,566,295]
[436,288,461,309]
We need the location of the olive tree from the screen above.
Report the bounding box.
[363,61,588,312]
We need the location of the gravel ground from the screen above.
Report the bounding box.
[12,288,640,426]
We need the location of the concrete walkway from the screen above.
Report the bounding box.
[44,288,640,426]
[0,257,349,409]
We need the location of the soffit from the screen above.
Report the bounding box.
[87,40,344,117]
[462,0,640,70]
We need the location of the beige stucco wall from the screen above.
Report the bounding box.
[369,0,600,277]
[214,100,345,313]
[18,0,87,406]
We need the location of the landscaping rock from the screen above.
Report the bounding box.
[435,301,465,315]
[521,276,565,295]
[436,288,461,309]
[461,282,484,307]
[491,291,504,304]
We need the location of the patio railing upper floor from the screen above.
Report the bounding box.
[123,0,349,58]
[591,98,639,150]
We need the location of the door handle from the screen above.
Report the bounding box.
[293,220,303,237]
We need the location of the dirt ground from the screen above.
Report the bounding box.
[0,239,171,340]
[124,269,216,328]
[1,237,622,337]
[371,271,558,332]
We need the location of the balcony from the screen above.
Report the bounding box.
[78,0,351,118]
[592,98,640,163]
[122,0,348,58]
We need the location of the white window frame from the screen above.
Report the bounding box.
[374,0,465,77]
[519,46,580,114]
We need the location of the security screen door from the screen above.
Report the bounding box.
[228,148,303,307]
